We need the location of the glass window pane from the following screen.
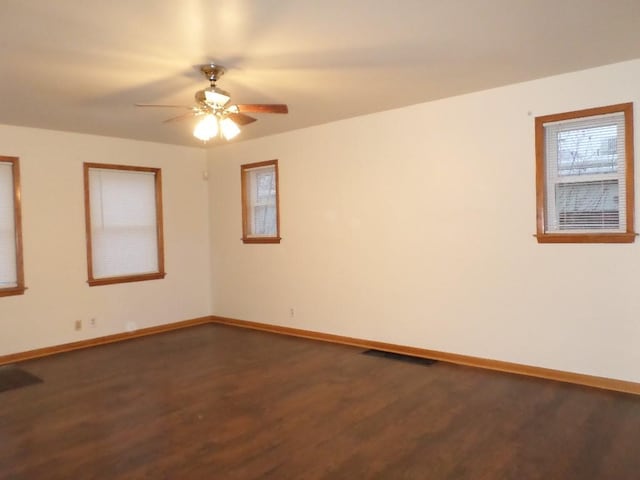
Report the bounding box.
[557,125,618,176]
[85,163,164,285]
[241,160,280,243]
[0,162,17,288]
[555,180,619,230]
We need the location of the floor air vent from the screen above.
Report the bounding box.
[0,365,43,393]
[362,349,437,366]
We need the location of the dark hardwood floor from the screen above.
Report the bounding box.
[1,324,640,479]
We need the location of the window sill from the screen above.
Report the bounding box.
[535,232,637,244]
[88,272,167,287]
[242,236,281,244]
[0,286,27,297]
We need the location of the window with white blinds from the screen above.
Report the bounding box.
[84,163,165,285]
[241,160,281,244]
[535,103,635,243]
[0,156,25,296]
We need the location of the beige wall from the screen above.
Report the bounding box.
[208,59,640,383]
[0,126,211,356]
[2,59,639,383]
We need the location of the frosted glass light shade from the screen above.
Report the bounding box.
[220,117,240,140]
[193,115,218,141]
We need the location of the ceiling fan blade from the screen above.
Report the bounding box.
[163,111,199,123]
[236,104,288,114]
[136,103,195,109]
[228,112,257,126]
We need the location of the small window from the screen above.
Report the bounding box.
[241,160,281,244]
[0,156,25,297]
[535,103,635,243]
[84,163,166,286]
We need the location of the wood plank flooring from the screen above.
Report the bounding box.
[1,324,640,479]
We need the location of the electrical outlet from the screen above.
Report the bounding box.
[289,308,295,318]
[74,320,82,331]
[90,318,96,328]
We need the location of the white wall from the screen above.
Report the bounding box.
[0,126,211,356]
[208,59,640,383]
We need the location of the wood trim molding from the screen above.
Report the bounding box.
[87,272,166,287]
[210,316,640,396]
[534,102,635,243]
[240,159,281,244]
[0,156,26,297]
[6,314,639,396]
[83,162,166,286]
[0,316,211,366]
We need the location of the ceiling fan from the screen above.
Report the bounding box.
[136,64,288,142]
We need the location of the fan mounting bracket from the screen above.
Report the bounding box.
[200,64,226,84]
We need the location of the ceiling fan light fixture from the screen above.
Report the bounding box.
[220,117,241,140]
[204,87,231,106]
[138,64,288,143]
[193,114,218,141]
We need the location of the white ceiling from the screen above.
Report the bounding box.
[1,0,640,148]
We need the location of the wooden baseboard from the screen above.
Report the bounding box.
[6,314,639,396]
[210,316,640,396]
[0,316,211,366]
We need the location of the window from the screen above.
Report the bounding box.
[0,156,25,296]
[241,160,281,244]
[84,163,165,286]
[535,103,635,243]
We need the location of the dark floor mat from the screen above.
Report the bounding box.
[362,349,437,366]
[0,365,43,393]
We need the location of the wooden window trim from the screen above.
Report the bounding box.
[535,102,635,244]
[241,159,281,244]
[83,163,166,286]
[0,156,26,297]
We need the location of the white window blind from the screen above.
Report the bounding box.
[544,111,626,233]
[88,167,159,279]
[0,162,17,288]
[246,165,277,237]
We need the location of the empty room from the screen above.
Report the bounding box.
[2,1,640,478]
